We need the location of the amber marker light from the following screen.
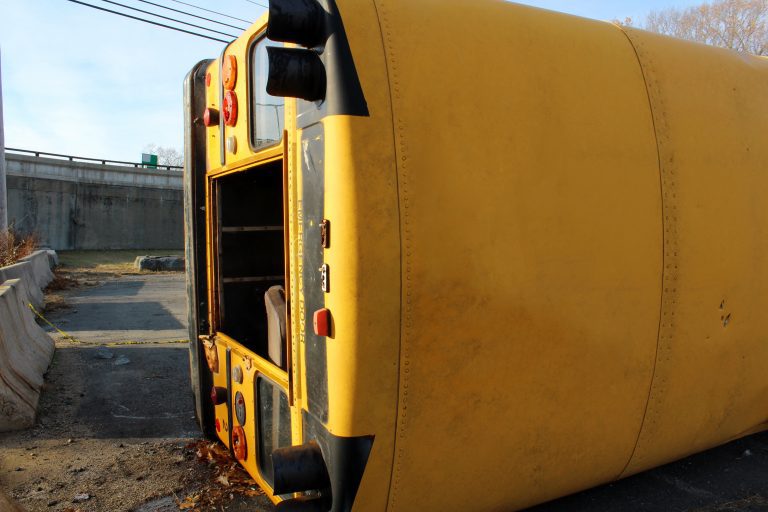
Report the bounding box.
[222,55,237,90]
[232,426,247,460]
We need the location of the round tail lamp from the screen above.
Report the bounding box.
[203,108,219,127]
[211,386,228,405]
[234,391,246,425]
[222,55,237,90]
[232,426,247,461]
[223,90,238,126]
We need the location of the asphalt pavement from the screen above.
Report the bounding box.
[30,273,275,512]
[46,274,188,344]
[529,433,768,511]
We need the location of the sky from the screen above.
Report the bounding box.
[0,0,704,163]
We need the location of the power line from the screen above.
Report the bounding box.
[134,0,248,31]
[95,0,239,38]
[63,0,231,43]
[243,0,269,9]
[168,0,255,24]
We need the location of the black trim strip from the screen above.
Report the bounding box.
[303,410,374,512]
[226,347,234,456]
[300,123,329,422]
[184,58,215,437]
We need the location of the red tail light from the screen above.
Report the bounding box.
[223,90,238,127]
[211,386,227,405]
[203,108,219,127]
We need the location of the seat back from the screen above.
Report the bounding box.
[265,285,287,368]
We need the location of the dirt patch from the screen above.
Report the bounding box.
[0,437,269,512]
[0,251,274,512]
[1,268,273,512]
[0,343,272,512]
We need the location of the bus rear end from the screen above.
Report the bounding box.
[183,4,399,509]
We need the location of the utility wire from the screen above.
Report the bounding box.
[95,0,239,38]
[134,0,248,31]
[63,0,231,43]
[243,0,269,9]
[168,0,254,24]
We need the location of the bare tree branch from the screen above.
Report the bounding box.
[639,0,767,55]
[143,143,184,167]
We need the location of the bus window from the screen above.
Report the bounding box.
[256,376,292,487]
[250,38,284,150]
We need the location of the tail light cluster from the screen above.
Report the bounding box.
[203,54,239,131]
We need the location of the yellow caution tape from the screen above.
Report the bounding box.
[27,302,82,344]
[27,303,189,346]
[102,340,189,346]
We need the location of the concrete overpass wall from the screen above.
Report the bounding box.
[5,153,183,250]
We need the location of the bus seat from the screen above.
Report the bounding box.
[265,285,287,369]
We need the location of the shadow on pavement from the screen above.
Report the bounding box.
[78,280,145,298]
[34,344,200,440]
[59,301,184,332]
[526,431,768,511]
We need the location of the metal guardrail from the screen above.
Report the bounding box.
[4,147,183,171]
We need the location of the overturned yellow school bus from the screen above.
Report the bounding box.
[183,1,768,510]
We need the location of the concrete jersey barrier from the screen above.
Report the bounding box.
[4,279,54,376]
[20,250,54,291]
[0,279,54,431]
[0,262,44,310]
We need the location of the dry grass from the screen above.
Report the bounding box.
[53,250,184,287]
[0,229,38,267]
[58,250,183,276]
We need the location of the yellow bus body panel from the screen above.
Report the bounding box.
[620,28,768,477]
[370,1,662,509]
[193,1,768,510]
